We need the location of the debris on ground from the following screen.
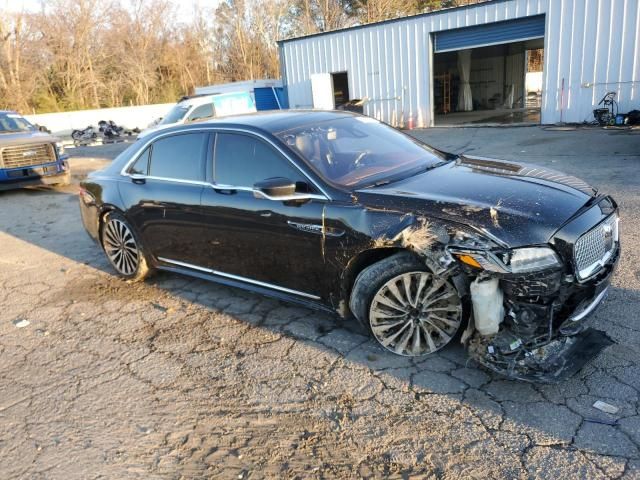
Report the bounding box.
[12,319,30,328]
[593,400,619,415]
[584,417,618,426]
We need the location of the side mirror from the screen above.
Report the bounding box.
[130,173,146,185]
[253,177,296,199]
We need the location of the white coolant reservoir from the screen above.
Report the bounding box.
[470,277,504,336]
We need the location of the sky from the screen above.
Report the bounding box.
[3,0,219,23]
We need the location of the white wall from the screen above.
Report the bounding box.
[543,0,640,123]
[281,0,640,126]
[24,103,175,136]
[195,79,282,95]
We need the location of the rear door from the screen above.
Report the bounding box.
[119,131,210,266]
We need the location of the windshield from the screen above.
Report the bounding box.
[0,112,35,133]
[160,105,190,125]
[277,116,447,188]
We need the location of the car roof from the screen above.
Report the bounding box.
[179,95,215,107]
[197,110,360,134]
[179,91,254,107]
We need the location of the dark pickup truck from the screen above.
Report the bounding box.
[0,111,69,191]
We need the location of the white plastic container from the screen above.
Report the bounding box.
[470,277,504,336]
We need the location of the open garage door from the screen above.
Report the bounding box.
[432,15,545,126]
[433,15,545,53]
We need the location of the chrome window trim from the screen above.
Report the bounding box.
[157,257,321,300]
[128,173,209,187]
[120,126,332,200]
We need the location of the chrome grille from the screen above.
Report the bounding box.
[574,214,618,280]
[1,143,56,169]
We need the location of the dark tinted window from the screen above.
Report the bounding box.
[149,133,207,181]
[187,103,214,122]
[128,147,150,175]
[214,133,304,187]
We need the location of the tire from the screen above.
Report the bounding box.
[100,211,153,282]
[349,252,464,357]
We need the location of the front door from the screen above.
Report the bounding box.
[200,131,329,298]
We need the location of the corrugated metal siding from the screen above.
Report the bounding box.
[275,87,289,109]
[542,0,640,124]
[433,14,545,52]
[281,0,640,126]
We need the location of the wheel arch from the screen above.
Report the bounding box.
[97,204,122,242]
[338,246,415,318]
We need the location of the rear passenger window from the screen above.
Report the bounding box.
[148,133,207,182]
[128,147,150,175]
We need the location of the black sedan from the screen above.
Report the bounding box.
[79,111,620,382]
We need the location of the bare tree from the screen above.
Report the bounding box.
[0,0,477,113]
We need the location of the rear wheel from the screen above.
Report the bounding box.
[350,252,463,357]
[100,211,152,282]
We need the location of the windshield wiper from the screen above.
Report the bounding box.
[372,179,391,187]
[365,160,451,189]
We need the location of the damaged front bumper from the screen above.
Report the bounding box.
[466,243,619,383]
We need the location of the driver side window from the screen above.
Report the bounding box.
[214,133,307,188]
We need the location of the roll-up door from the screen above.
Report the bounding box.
[433,14,545,53]
[254,87,281,110]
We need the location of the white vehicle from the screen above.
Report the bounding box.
[138,91,256,140]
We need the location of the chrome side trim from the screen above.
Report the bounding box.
[120,126,332,200]
[157,257,321,300]
[131,174,209,187]
[569,287,608,322]
[211,182,326,201]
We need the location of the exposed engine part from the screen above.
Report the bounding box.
[505,301,551,337]
[470,277,504,336]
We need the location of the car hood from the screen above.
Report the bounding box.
[355,155,597,247]
[0,130,59,147]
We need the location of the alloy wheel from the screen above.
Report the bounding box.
[102,218,140,276]
[369,271,462,356]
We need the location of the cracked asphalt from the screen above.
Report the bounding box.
[1,126,639,479]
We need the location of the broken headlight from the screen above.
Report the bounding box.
[506,247,562,273]
[453,246,561,274]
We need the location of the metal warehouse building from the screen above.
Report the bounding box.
[279,0,640,127]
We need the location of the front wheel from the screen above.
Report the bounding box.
[100,211,153,282]
[350,252,464,357]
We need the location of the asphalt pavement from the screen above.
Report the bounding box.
[0,125,639,479]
